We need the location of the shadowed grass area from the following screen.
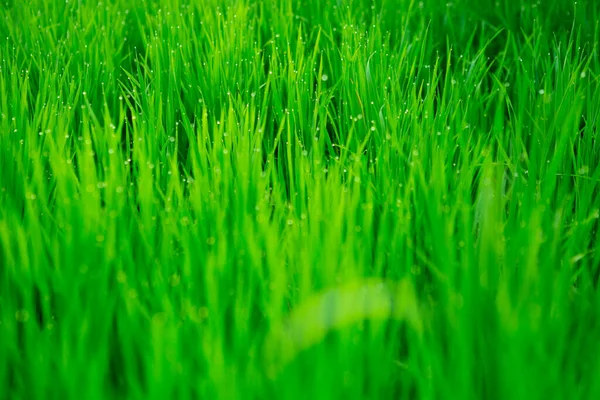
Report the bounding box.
[1,0,599,398]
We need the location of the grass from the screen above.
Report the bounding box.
[1,0,599,398]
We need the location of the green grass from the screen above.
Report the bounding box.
[1,0,599,398]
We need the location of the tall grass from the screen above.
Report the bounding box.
[1,0,599,398]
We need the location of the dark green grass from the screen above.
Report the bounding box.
[1,0,599,398]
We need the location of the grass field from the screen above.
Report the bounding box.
[1,0,599,398]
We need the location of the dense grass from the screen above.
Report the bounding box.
[1,0,599,398]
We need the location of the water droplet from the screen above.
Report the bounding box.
[15,310,29,323]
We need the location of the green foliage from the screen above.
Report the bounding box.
[1,0,599,398]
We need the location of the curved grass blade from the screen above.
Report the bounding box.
[264,278,423,376]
